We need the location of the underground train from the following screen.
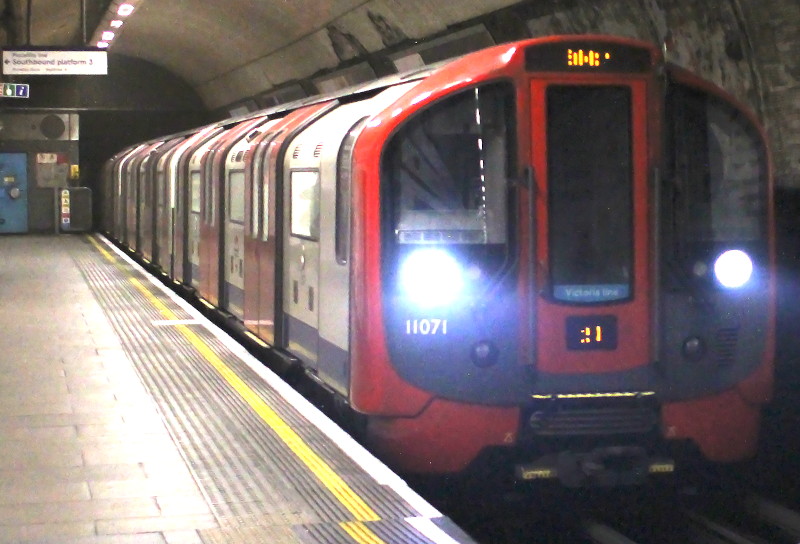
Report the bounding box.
[102,35,774,486]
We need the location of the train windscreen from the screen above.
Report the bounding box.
[668,84,767,244]
[547,85,633,303]
[385,82,515,245]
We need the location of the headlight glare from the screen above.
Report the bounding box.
[399,248,464,307]
[713,249,753,289]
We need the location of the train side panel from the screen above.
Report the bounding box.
[243,128,278,336]
[199,118,268,307]
[283,83,421,392]
[174,128,223,285]
[252,103,334,346]
[151,137,185,269]
[187,132,227,291]
[222,120,279,320]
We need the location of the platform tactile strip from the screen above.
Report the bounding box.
[71,237,449,544]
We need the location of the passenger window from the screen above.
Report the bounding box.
[290,170,320,240]
[228,170,245,224]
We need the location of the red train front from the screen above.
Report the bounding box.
[103,35,775,486]
[349,36,774,484]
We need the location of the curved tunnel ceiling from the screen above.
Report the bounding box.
[0,0,798,188]
[108,0,525,109]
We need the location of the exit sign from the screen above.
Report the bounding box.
[1,83,29,98]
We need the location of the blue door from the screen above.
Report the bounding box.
[0,153,28,233]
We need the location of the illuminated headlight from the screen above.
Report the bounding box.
[399,248,464,307]
[713,249,753,289]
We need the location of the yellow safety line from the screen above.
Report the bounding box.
[86,236,386,542]
[341,521,389,544]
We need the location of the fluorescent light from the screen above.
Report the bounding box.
[97,41,110,48]
[110,20,123,28]
[117,3,135,16]
[101,31,115,41]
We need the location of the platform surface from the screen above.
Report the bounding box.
[0,234,475,544]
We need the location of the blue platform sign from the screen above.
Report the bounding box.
[0,153,29,233]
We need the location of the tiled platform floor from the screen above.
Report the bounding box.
[0,235,214,543]
[0,234,474,544]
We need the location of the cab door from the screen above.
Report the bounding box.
[531,78,652,377]
[0,153,28,233]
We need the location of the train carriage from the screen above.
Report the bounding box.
[240,102,335,345]
[140,138,184,264]
[103,35,774,486]
[171,127,224,286]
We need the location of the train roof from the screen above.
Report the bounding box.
[115,34,664,150]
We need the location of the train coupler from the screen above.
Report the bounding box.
[515,446,674,487]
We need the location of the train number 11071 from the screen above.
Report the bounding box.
[405,319,448,335]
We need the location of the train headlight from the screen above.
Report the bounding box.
[713,249,753,289]
[399,248,464,307]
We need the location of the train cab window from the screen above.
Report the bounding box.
[663,81,768,292]
[384,82,515,245]
[547,85,633,303]
[227,170,245,224]
[666,82,767,245]
[290,170,320,240]
[190,171,201,213]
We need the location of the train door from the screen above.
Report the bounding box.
[151,138,182,266]
[243,129,278,337]
[223,164,246,318]
[284,162,322,366]
[224,121,278,322]
[187,130,229,290]
[113,156,125,239]
[0,153,28,233]
[176,128,221,285]
[200,118,266,307]
[155,143,178,271]
[276,104,339,366]
[138,142,165,261]
[254,103,333,349]
[112,145,142,242]
[530,77,652,379]
[123,150,142,248]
